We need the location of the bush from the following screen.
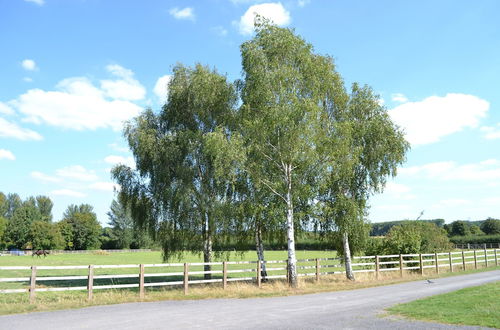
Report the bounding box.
[450,234,500,245]
[371,222,452,255]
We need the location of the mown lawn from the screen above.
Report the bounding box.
[387,281,500,328]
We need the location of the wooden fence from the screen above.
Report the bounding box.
[0,249,498,303]
[454,243,500,250]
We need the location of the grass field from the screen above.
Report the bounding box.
[387,281,500,328]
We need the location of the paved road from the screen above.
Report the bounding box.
[1,270,498,329]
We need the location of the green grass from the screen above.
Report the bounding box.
[387,281,500,328]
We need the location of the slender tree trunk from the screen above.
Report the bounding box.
[203,213,212,280]
[285,164,298,288]
[343,231,355,281]
[255,222,267,281]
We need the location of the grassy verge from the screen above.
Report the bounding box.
[387,281,500,328]
[1,263,498,316]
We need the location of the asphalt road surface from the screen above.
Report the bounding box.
[1,270,498,329]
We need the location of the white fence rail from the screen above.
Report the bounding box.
[0,249,498,303]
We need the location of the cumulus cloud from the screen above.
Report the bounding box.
[51,189,86,198]
[21,59,37,71]
[89,182,120,192]
[56,165,99,182]
[24,0,44,5]
[169,7,195,20]
[31,171,61,183]
[100,64,146,101]
[0,102,14,115]
[388,93,489,145]
[0,117,43,140]
[237,2,291,35]
[0,149,15,160]
[480,123,500,140]
[399,159,500,181]
[391,93,408,103]
[153,75,172,102]
[12,69,143,131]
[104,155,135,169]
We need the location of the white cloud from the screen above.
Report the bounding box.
[21,59,37,71]
[384,182,410,194]
[0,117,43,140]
[24,0,45,5]
[400,159,500,181]
[480,123,500,140]
[13,73,142,131]
[391,93,408,103]
[51,189,86,198]
[212,26,228,37]
[89,182,120,192]
[297,0,310,7]
[104,155,135,169]
[56,165,98,182]
[169,7,195,20]
[108,143,129,153]
[100,64,146,101]
[153,75,172,102]
[432,198,471,209]
[388,93,489,145]
[0,149,15,160]
[31,171,61,183]
[0,102,14,115]
[238,2,291,35]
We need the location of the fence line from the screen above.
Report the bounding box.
[0,249,158,256]
[0,249,498,303]
[454,243,500,249]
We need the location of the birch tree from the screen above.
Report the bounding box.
[112,64,238,278]
[319,83,409,280]
[239,22,346,287]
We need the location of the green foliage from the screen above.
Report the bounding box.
[370,219,445,236]
[0,216,7,249]
[5,203,41,248]
[480,218,500,235]
[60,204,102,250]
[113,63,238,261]
[29,221,64,250]
[450,220,470,236]
[449,234,500,245]
[373,222,452,255]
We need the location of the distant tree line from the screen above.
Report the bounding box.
[0,192,155,251]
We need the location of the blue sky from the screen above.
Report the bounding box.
[1,0,499,225]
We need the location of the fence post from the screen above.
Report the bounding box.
[462,250,466,271]
[495,249,498,266]
[87,265,94,301]
[257,260,262,288]
[448,252,453,272]
[473,250,477,269]
[484,249,488,268]
[315,258,320,282]
[419,254,423,276]
[375,256,380,279]
[399,254,403,278]
[29,266,37,304]
[183,263,189,295]
[223,261,227,290]
[434,252,439,274]
[139,264,145,299]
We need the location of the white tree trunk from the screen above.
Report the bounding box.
[203,213,212,280]
[255,224,268,280]
[343,231,355,281]
[285,164,298,288]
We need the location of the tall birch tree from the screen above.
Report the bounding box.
[239,22,346,287]
[112,64,238,278]
[319,83,409,280]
